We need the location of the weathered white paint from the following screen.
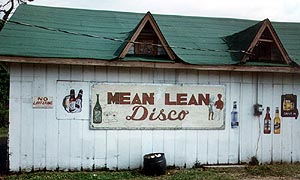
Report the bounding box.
[8,63,300,171]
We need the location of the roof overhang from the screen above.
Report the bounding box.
[1,56,300,74]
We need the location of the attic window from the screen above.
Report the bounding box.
[127,22,167,57]
[225,19,291,65]
[119,12,176,60]
[249,28,282,63]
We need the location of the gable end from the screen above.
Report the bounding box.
[118,12,176,60]
[241,19,291,65]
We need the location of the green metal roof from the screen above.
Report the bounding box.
[0,4,300,66]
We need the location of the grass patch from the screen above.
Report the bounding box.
[5,169,236,180]
[0,127,8,138]
[6,171,146,180]
[245,164,300,177]
[4,164,300,180]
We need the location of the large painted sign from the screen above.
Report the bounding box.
[91,83,225,129]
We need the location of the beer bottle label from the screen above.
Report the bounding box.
[69,101,76,112]
[93,111,102,123]
[75,99,82,110]
[274,123,280,129]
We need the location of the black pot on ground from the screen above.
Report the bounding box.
[143,153,166,176]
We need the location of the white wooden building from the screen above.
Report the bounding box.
[1,4,300,171]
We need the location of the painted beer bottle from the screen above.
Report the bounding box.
[69,89,76,112]
[231,101,238,128]
[274,107,281,134]
[93,94,102,123]
[264,107,271,134]
[75,89,83,112]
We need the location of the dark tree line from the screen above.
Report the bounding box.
[0,65,9,127]
[0,0,33,127]
[0,0,33,30]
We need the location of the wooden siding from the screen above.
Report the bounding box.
[8,63,300,171]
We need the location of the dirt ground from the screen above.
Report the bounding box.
[0,137,8,175]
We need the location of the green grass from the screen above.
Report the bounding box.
[4,164,300,180]
[4,170,235,180]
[0,127,8,138]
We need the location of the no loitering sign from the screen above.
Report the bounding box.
[32,96,54,108]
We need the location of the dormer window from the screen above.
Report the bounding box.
[136,22,158,56]
[224,19,291,65]
[118,12,176,60]
[126,22,167,57]
[249,28,282,63]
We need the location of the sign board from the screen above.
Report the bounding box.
[281,94,299,119]
[91,83,225,129]
[32,96,53,108]
[56,81,90,120]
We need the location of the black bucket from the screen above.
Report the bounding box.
[143,153,166,176]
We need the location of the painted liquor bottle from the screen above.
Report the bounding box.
[69,89,76,112]
[231,101,238,128]
[274,107,281,134]
[75,89,83,112]
[93,94,102,123]
[264,107,271,134]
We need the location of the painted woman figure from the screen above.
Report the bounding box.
[208,96,215,120]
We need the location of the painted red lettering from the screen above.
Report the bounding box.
[198,94,209,105]
[119,93,130,104]
[107,92,119,104]
[127,106,189,121]
[132,93,142,104]
[177,93,187,105]
[126,105,148,120]
[165,93,176,105]
[142,93,154,105]
[188,94,198,105]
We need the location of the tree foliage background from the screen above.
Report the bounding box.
[1,0,33,30]
[0,0,33,127]
[0,65,9,127]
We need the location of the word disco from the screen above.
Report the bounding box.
[107,92,209,106]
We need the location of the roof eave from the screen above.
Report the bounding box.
[1,56,300,74]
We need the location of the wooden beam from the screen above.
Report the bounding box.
[265,20,291,64]
[1,56,299,74]
[258,39,274,43]
[147,13,176,60]
[241,21,267,63]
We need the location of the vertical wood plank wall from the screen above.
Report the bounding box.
[8,63,300,171]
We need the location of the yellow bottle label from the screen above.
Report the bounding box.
[274,121,280,134]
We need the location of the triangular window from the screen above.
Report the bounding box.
[119,12,176,60]
[242,19,290,64]
[127,21,167,57]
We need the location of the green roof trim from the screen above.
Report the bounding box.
[241,62,290,67]
[0,4,299,66]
